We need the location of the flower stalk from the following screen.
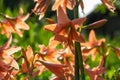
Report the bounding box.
[74,1,85,80]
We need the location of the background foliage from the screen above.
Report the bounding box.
[0,0,120,79]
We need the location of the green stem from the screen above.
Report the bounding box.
[74,1,85,80]
[75,42,85,80]
[75,42,80,80]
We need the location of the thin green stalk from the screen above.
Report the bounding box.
[75,42,80,80]
[75,42,85,80]
[74,1,85,80]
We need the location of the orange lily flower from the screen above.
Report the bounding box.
[32,0,51,20]
[39,60,73,80]
[39,37,61,63]
[52,0,76,11]
[57,47,74,74]
[0,35,21,79]
[21,46,45,78]
[85,56,106,80]
[0,8,29,37]
[45,6,86,51]
[81,30,106,60]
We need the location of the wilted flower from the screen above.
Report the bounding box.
[32,0,51,20]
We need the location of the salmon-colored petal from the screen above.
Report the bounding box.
[2,55,19,69]
[3,47,21,56]
[0,60,9,71]
[89,30,97,44]
[9,58,19,69]
[26,46,34,63]
[57,6,70,24]
[72,30,85,42]
[54,34,67,42]
[22,59,29,73]
[85,64,105,80]
[72,18,86,29]
[44,24,57,33]
[90,48,97,61]
[45,18,56,24]
[21,13,30,21]
[1,21,14,38]
[39,60,66,79]
[48,37,60,49]
[98,38,106,46]
[52,0,63,11]
[15,20,29,30]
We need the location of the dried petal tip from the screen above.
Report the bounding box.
[101,0,116,12]
[32,0,51,20]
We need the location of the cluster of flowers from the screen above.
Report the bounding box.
[0,0,119,80]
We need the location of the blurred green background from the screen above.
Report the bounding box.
[0,0,120,79]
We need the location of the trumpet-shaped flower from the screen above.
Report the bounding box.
[85,56,106,80]
[0,35,21,79]
[21,46,45,78]
[81,30,106,60]
[39,60,73,80]
[45,6,86,52]
[39,37,61,63]
[0,8,29,37]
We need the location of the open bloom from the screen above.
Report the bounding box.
[38,37,61,63]
[21,46,45,78]
[85,56,106,80]
[39,60,74,80]
[0,8,29,37]
[45,6,86,52]
[0,35,21,79]
[81,30,106,60]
